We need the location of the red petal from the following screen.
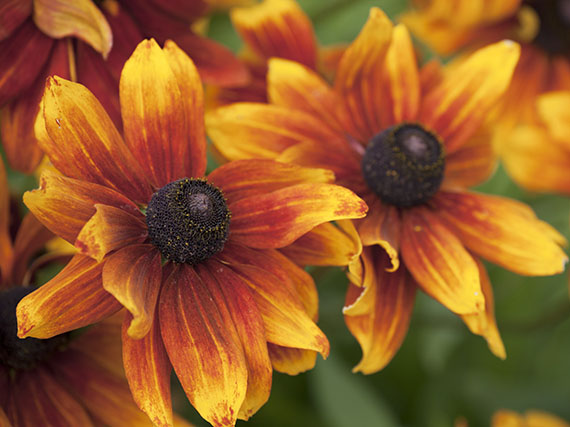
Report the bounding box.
[0,0,31,41]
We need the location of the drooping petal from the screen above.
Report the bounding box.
[75,204,147,262]
[159,264,247,427]
[267,343,317,375]
[280,220,362,267]
[232,0,317,69]
[41,76,152,203]
[102,245,162,339]
[33,0,112,57]
[122,313,173,427]
[229,183,367,248]
[400,206,484,315]
[208,159,334,204]
[343,248,416,374]
[419,40,520,153]
[200,261,272,421]
[432,191,568,276]
[24,170,141,243]
[17,254,121,339]
[460,257,506,359]
[333,7,394,141]
[227,263,329,357]
[0,0,31,41]
[206,103,340,161]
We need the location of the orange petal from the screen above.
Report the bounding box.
[0,156,13,285]
[208,159,334,204]
[229,183,368,248]
[0,0,31,41]
[460,257,506,359]
[24,170,141,244]
[122,313,173,427]
[41,76,152,203]
[280,220,362,267]
[102,245,162,339]
[200,261,273,421]
[206,103,340,161]
[75,204,147,262]
[16,254,121,339]
[0,407,10,427]
[232,0,317,68]
[33,0,112,57]
[400,206,484,315]
[355,197,400,272]
[228,263,329,357]
[14,369,93,426]
[159,264,248,427]
[334,7,394,141]
[267,343,317,375]
[419,40,520,153]
[343,248,416,373]
[537,91,570,144]
[432,191,568,276]
[0,20,53,105]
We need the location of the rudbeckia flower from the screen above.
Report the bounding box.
[492,409,569,427]
[400,0,570,133]
[0,157,180,426]
[207,8,568,373]
[16,39,367,426]
[0,0,248,173]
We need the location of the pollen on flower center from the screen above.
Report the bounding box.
[523,0,570,55]
[361,123,445,207]
[0,287,69,371]
[146,178,231,265]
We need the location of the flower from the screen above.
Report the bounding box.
[400,0,570,135]
[492,409,569,427]
[206,8,568,373]
[16,39,367,426]
[0,0,248,173]
[0,157,176,426]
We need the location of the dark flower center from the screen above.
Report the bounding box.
[146,178,231,264]
[361,123,445,207]
[0,287,70,371]
[524,0,570,55]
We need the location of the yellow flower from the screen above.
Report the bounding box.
[16,39,367,426]
[207,8,568,373]
[493,409,570,427]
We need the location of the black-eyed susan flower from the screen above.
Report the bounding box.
[492,409,570,427]
[16,39,367,426]
[0,0,248,173]
[206,8,568,373]
[400,0,570,133]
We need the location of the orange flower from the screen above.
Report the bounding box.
[492,409,570,427]
[16,39,367,426]
[0,0,249,173]
[207,8,568,373]
[400,0,570,133]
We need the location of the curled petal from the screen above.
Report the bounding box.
[400,207,484,315]
[433,191,568,276]
[17,254,121,338]
[267,343,317,375]
[33,0,112,57]
[229,183,367,249]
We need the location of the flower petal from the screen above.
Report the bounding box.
[41,76,152,203]
[460,257,506,359]
[432,191,568,276]
[280,220,362,267]
[122,312,173,427]
[75,204,147,262]
[207,102,340,161]
[228,262,329,357]
[344,248,416,374]
[232,0,317,69]
[0,0,31,40]
[229,183,368,248]
[24,170,141,243]
[17,254,121,339]
[200,261,273,421]
[0,157,12,286]
[400,206,484,315]
[537,91,570,144]
[267,344,317,375]
[419,40,520,153]
[102,244,162,339]
[33,0,112,57]
[159,264,247,427]
[208,159,334,204]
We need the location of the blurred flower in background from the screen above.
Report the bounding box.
[492,409,570,427]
